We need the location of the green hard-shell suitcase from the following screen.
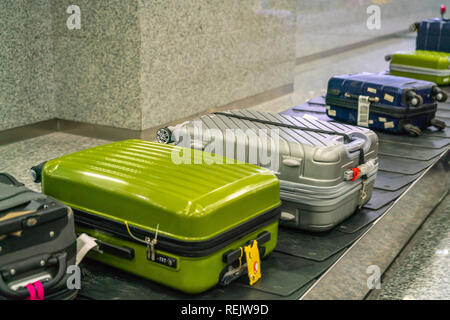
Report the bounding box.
[38,140,281,294]
[386,50,450,86]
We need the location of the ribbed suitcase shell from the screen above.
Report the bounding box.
[325,73,442,133]
[40,140,281,293]
[389,50,450,85]
[165,110,378,232]
[416,19,450,53]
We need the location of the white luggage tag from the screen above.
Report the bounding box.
[357,96,371,128]
[76,233,100,265]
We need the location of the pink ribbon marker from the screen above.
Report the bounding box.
[33,281,44,300]
[25,284,37,300]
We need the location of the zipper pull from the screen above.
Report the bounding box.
[145,237,152,261]
[148,224,159,262]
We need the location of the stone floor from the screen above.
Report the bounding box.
[1,33,448,300]
[369,194,450,300]
[0,133,111,192]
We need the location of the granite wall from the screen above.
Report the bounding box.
[0,0,55,131]
[138,0,297,130]
[0,0,448,133]
[52,0,142,130]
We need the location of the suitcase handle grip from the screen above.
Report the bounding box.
[222,231,271,265]
[345,131,371,154]
[0,252,67,299]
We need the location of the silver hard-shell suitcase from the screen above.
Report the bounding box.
[157,110,379,232]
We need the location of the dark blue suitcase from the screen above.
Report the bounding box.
[416,18,450,53]
[325,73,447,136]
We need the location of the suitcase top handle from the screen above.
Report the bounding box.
[0,252,67,299]
[212,112,353,143]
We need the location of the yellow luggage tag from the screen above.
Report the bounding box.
[244,240,261,286]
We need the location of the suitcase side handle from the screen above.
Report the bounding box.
[222,231,271,265]
[0,252,67,299]
[219,231,271,286]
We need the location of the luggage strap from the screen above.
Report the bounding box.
[358,148,368,209]
[357,96,371,128]
[213,112,352,143]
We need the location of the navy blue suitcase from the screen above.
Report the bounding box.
[325,73,447,136]
[413,14,450,53]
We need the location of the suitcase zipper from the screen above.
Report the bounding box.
[390,63,450,76]
[73,207,280,258]
[325,96,437,118]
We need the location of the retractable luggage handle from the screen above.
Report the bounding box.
[0,173,25,187]
[0,252,67,299]
[212,112,354,143]
[212,112,372,154]
[410,6,448,31]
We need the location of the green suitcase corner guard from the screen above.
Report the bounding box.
[39,139,281,293]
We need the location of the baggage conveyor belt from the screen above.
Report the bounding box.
[76,99,450,300]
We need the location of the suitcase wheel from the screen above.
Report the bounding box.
[408,94,423,108]
[432,87,448,103]
[156,127,173,144]
[430,118,446,130]
[403,124,422,136]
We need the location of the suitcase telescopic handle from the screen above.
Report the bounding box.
[0,252,67,299]
[212,112,353,143]
[0,173,24,187]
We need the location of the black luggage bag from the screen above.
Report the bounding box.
[0,173,77,300]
